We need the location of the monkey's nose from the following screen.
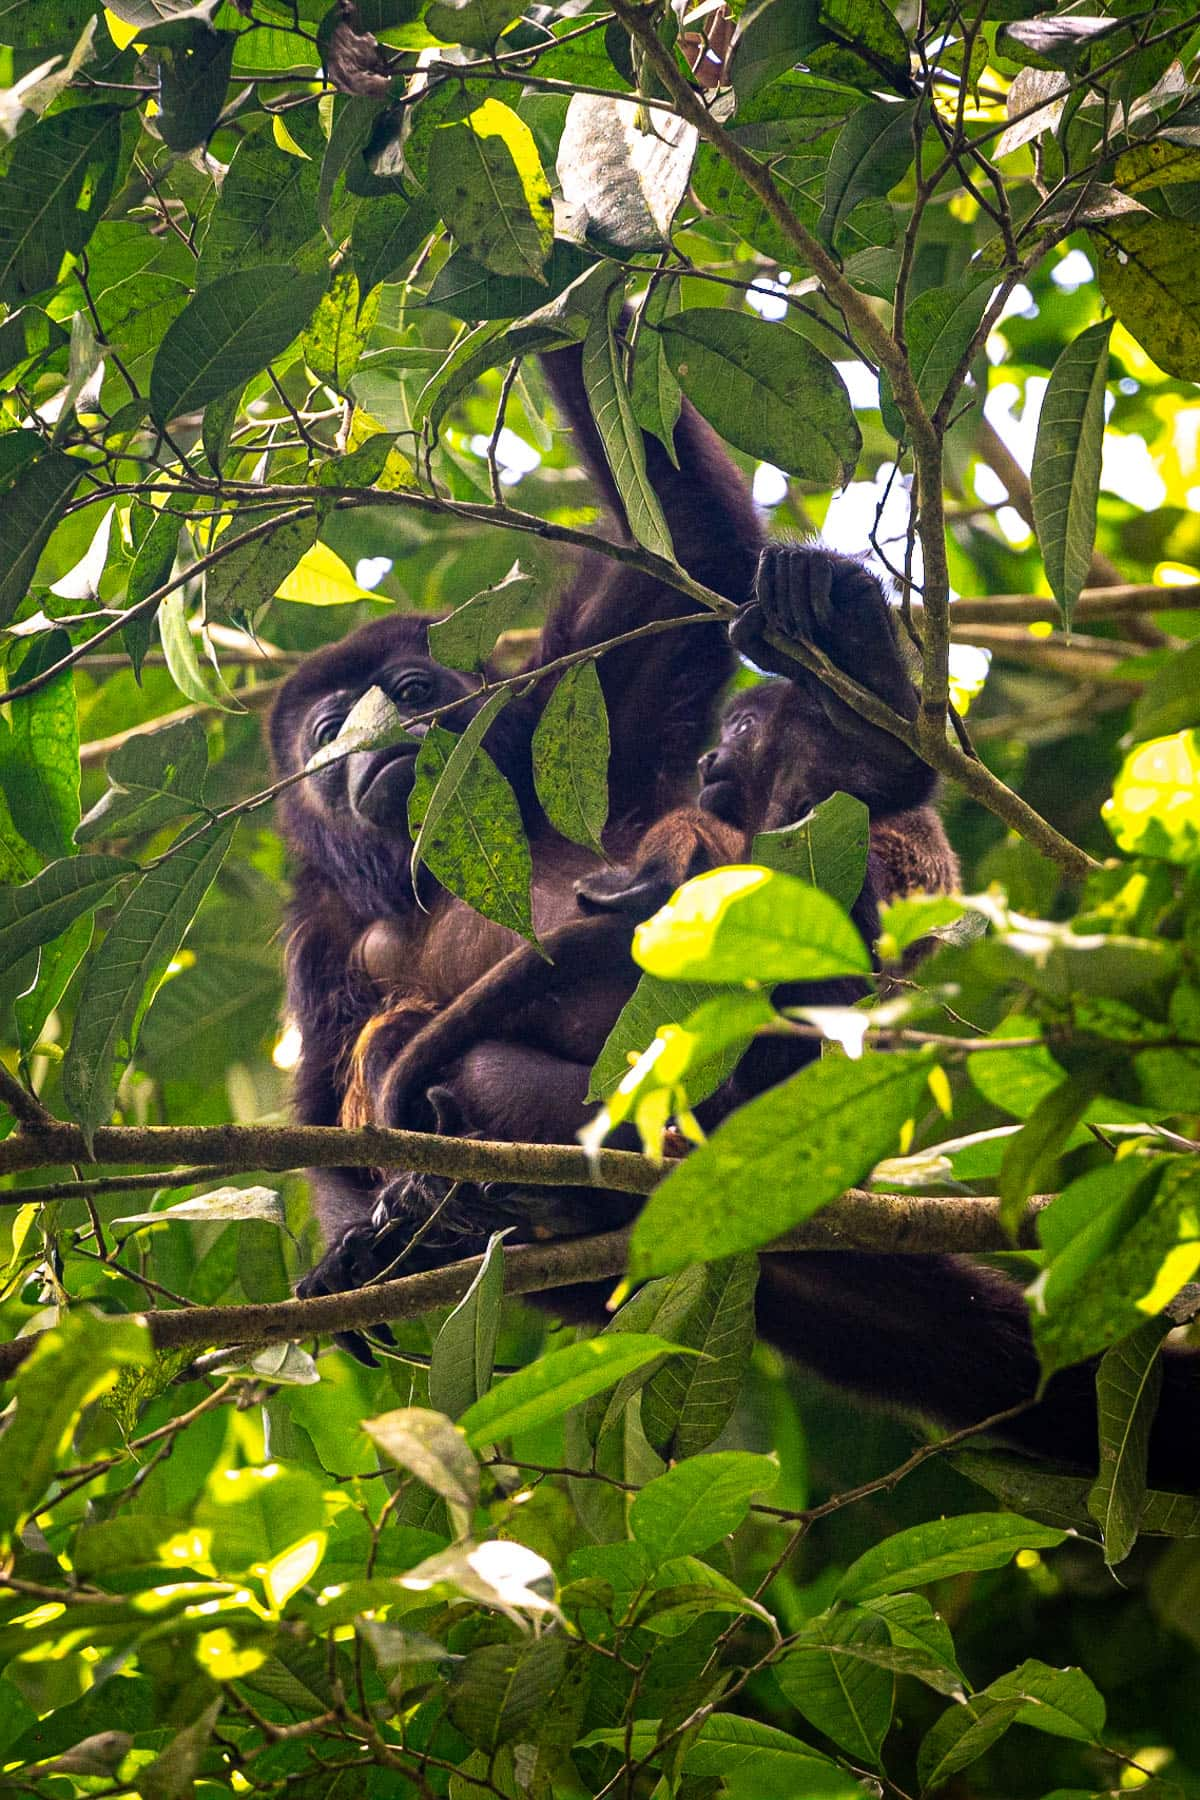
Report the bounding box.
[698,749,718,780]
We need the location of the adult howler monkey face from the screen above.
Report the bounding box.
[269,615,489,918]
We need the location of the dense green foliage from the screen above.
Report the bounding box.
[2,0,1200,1792]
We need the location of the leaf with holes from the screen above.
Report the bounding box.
[428,99,553,281]
[408,692,536,944]
[532,662,610,856]
[1095,216,1200,381]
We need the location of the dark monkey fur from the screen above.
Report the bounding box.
[269,341,1199,1490]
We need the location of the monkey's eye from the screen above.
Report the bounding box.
[731,714,754,736]
[391,673,434,708]
[311,716,343,749]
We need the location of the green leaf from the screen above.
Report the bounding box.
[427,562,537,672]
[1130,640,1200,744]
[15,910,92,1065]
[630,1451,778,1559]
[882,276,994,432]
[1088,1316,1170,1567]
[203,511,322,625]
[630,276,683,458]
[998,1071,1107,1237]
[137,1699,223,1800]
[149,265,329,428]
[581,1716,849,1797]
[987,1659,1106,1741]
[582,281,674,559]
[531,661,610,856]
[458,1334,690,1447]
[659,308,860,484]
[0,439,83,628]
[318,94,378,237]
[413,319,511,436]
[428,98,553,281]
[862,1592,964,1681]
[1104,729,1200,863]
[302,269,377,394]
[158,590,242,712]
[782,1609,964,1697]
[4,632,79,859]
[918,1692,1025,1790]
[352,194,436,301]
[426,0,522,50]
[152,21,236,151]
[0,104,121,305]
[875,891,967,959]
[0,0,104,46]
[0,1311,153,1550]
[775,1608,894,1766]
[629,1053,930,1277]
[0,854,135,979]
[597,988,776,1155]
[918,1661,1105,1790]
[408,693,537,943]
[588,971,727,1103]
[62,821,236,1146]
[632,865,870,984]
[732,0,822,102]
[1094,216,1200,382]
[0,305,69,381]
[751,791,869,909]
[641,1255,759,1459]
[815,0,912,91]
[363,1407,479,1526]
[428,1232,505,1420]
[123,503,182,676]
[447,1636,572,1753]
[1031,1159,1200,1374]
[1031,319,1113,628]
[819,99,918,245]
[197,118,324,284]
[838,1512,1067,1602]
[76,717,208,845]
[424,239,593,322]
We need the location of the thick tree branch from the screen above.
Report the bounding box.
[0,1120,663,1191]
[0,1192,1050,1381]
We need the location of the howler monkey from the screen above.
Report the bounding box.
[271,345,1200,1491]
[270,336,760,1258]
